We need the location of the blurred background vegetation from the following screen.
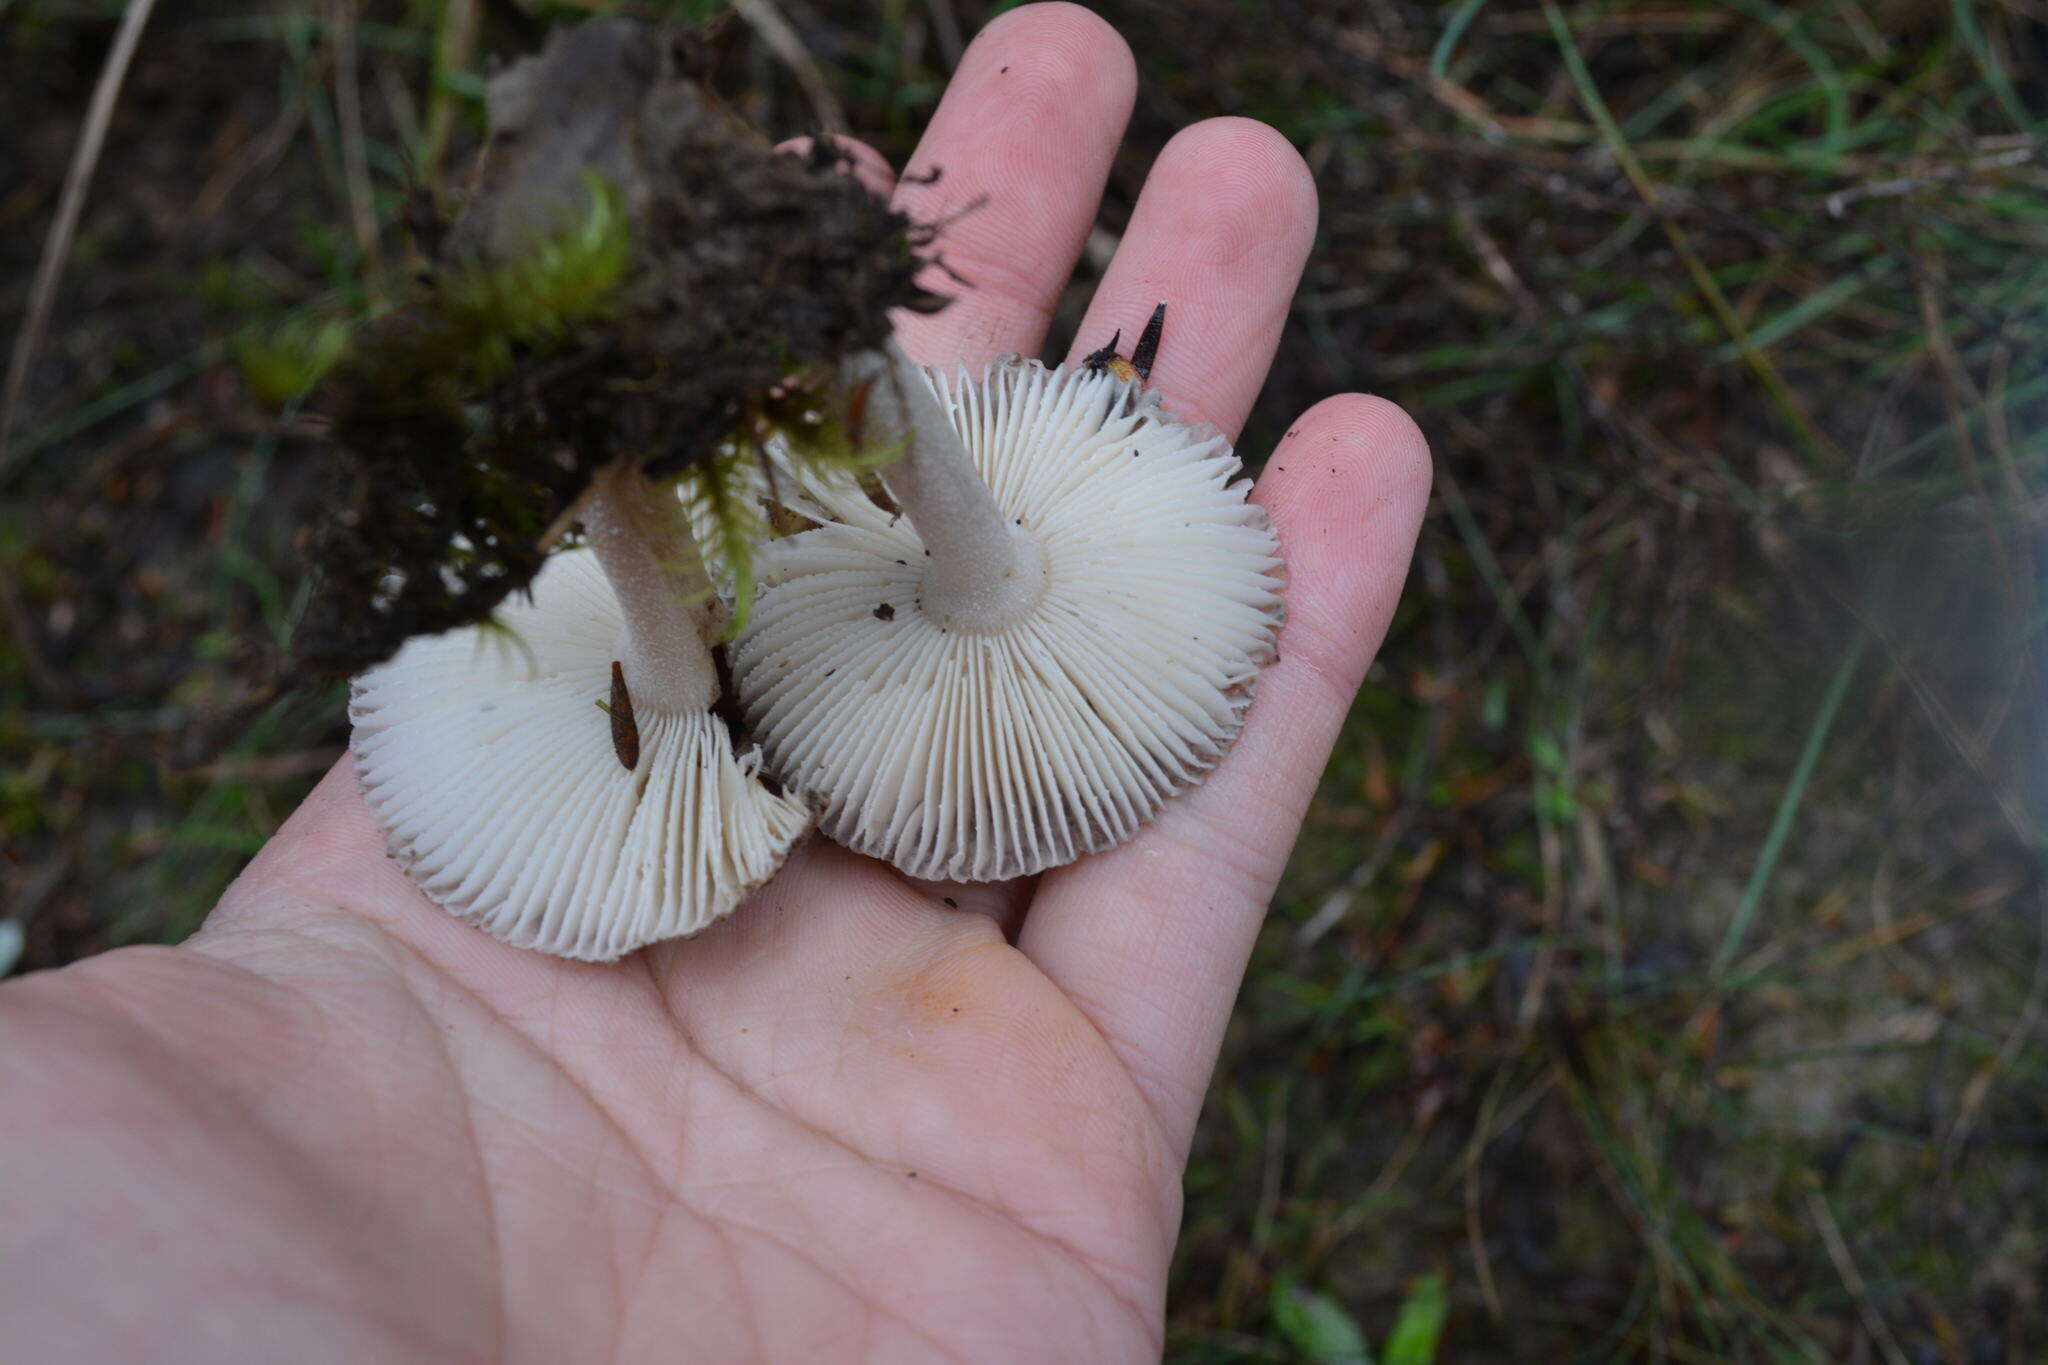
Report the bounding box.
[3,0,2045,1358]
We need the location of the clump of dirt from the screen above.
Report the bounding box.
[297,16,941,681]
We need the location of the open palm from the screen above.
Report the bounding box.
[0,6,1429,1361]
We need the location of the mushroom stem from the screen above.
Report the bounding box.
[852,339,1045,631]
[579,464,720,713]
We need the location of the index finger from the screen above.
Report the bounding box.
[1015,395,1432,1154]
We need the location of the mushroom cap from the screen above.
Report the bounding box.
[732,356,1284,882]
[350,546,811,960]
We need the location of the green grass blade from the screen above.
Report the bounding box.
[1951,0,2038,132]
[1429,0,1489,81]
[1712,628,1871,977]
[1381,1272,1449,1365]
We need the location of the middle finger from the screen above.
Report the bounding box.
[890,3,1137,369]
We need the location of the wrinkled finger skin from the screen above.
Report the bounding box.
[0,5,1429,1361]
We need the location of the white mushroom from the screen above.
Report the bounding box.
[349,466,811,960]
[732,347,1284,882]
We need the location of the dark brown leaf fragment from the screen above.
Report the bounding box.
[609,659,639,771]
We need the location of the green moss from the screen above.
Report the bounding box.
[437,174,632,373]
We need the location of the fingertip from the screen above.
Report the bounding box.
[1250,395,1430,699]
[773,134,896,199]
[967,2,1137,112]
[1155,117,1319,257]
[912,0,1137,173]
[1286,392,1433,508]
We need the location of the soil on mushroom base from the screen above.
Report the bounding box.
[298,19,943,684]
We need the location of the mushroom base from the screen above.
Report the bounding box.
[915,523,1050,633]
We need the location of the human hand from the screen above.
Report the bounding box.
[0,5,1429,1360]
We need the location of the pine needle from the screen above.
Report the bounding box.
[0,0,163,482]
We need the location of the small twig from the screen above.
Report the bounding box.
[1911,261,2028,642]
[1249,1079,1288,1261]
[194,94,307,222]
[1458,1063,1517,1324]
[1516,809,1565,1027]
[1464,1158,1502,1325]
[734,0,846,137]
[1805,1185,1910,1365]
[1982,343,2026,501]
[0,0,162,479]
[1801,886,2004,975]
[1338,26,1589,146]
[1295,807,1412,948]
[1806,544,2040,853]
[422,0,480,179]
[329,0,385,304]
[1437,465,1549,684]
[1944,891,2048,1162]
[1453,200,1535,310]
[922,0,965,66]
[0,573,76,704]
[1823,143,2038,216]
